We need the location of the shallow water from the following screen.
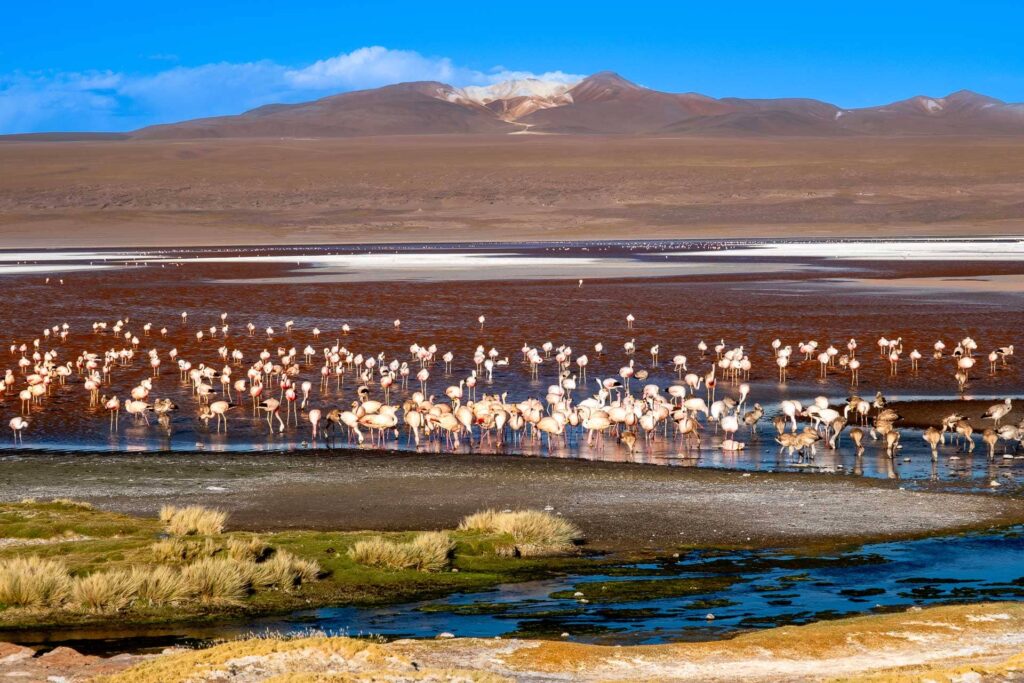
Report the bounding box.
[15,527,1024,654]
[2,240,1023,492]
[298,527,1024,644]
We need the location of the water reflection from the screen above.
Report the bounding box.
[18,527,1024,652]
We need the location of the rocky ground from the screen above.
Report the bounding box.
[0,642,148,681]
[6,602,1024,681]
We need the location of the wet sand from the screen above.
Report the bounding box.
[847,273,1024,293]
[4,453,1022,551]
[890,398,1024,430]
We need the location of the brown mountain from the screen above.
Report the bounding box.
[134,81,517,139]
[519,71,735,133]
[112,72,1024,139]
[834,90,1024,134]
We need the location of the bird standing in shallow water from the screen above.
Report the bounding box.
[9,417,28,444]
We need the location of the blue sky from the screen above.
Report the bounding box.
[2,1,1022,133]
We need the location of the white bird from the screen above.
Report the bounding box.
[9,417,28,444]
[983,398,1013,427]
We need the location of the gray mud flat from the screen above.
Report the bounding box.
[3,452,1021,550]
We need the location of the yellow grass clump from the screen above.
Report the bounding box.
[159,505,227,536]
[151,537,220,562]
[180,558,250,603]
[72,569,138,613]
[253,550,322,590]
[349,531,454,572]
[227,536,270,562]
[458,510,582,556]
[0,556,72,608]
[132,565,185,607]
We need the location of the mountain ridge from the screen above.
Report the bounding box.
[43,72,1024,139]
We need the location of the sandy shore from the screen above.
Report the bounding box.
[4,453,1022,551]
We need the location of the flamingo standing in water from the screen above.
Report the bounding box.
[104,396,121,430]
[9,417,28,444]
[308,408,322,442]
[207,400,232,432]
[258,398,285,433]
[958,356,976,380]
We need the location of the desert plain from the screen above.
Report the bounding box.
[1,134,1023,248]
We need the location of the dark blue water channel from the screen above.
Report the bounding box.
[261,527,1024,645]
[17,526,1024,654]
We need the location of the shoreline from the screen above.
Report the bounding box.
[5,451,1023,551]
[1,490,1023,655]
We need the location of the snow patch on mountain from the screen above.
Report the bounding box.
[459,78,577,103]
[441,77,580,120]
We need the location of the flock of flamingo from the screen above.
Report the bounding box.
[3,310,1020,466]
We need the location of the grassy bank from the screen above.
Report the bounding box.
[0,501,590,633]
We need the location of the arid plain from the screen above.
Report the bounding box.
[1,134,1023,247]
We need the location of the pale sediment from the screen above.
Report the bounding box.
[69,602,1024,682]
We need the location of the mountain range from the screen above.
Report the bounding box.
[94,71,1024,138]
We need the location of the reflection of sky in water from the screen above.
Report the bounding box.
[680,238,1024,260]
[23,527,1024,652]
[2,238,1024,278]
[275,527,1024,645]
[8,383,1024,494]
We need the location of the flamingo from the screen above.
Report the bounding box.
[258,398,286,433]
[104,395,121,430]
[207,400,232,432]
[9,417,28,444]
[983,399,1013,427]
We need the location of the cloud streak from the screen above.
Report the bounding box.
[0,47,582,134]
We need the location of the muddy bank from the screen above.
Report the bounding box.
[890,398,1024,430]
[4,453,1023,551]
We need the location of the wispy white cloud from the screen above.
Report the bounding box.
[485,69,583,85]
[0,47,583,134]
[285,46,473,90]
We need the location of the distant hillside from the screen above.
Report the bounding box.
[12,72,1024,140]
